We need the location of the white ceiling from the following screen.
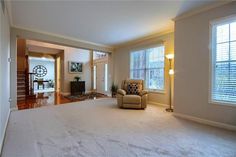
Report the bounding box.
[9,0,219,47]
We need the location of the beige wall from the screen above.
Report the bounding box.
[62,47,91,93]
[114,32,174,105]
[174,2,236,126]
[0,4,10,153]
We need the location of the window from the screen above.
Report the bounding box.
[93,65,96,90]
[130,46,165,91]
[93,51,107,60]
[104,63,108,91]
[211,17,236,105]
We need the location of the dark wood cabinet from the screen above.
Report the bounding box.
[70,81,85,95]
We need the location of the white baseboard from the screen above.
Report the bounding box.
[10,107,18,112]
[0,108,11,155]
[173,112,236,131]
[148,101,169,107]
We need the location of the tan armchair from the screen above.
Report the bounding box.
[117,79,148,109]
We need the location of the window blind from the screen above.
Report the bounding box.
[212,21,236,104]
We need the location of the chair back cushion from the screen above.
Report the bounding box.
[127,83,141,95]
[122,79,144,95]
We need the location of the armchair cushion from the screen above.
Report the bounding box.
[117,89,126,96]
[123,95,141,104]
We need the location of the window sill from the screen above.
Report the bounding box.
[147,90,166,94]
[209,100,236,108]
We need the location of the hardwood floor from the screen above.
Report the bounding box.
[17,92,108,110]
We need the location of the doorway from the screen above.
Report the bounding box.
[94,62,108,94]
[93,51,108,95]
[29,57,55,93]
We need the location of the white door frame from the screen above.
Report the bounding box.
[93,57,108,95]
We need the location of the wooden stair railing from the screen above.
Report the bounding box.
[27,72,36,96]
[25,55,36,99]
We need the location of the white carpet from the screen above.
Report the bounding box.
[2,98,236,157]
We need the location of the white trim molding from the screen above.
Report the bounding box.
[114,29,173,49]
[148,101,168,107]
[0,108,11,155]
[173,112,236,131]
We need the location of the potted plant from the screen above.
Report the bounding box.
[74,76,81,82]
[110,82,118,98]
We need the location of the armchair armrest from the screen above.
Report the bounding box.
[140,90,148,96]
[117,89,126,96]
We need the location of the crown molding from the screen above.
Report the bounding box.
[11,26,114,51]
[173,1,232,22]
[5,0,13,26]
[114,28,174,49]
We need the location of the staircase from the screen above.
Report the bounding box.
[17,71,26,102]
[17,70,36,103]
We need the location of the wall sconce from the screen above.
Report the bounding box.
[166,53,174,112]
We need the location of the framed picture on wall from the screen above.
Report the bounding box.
[69,61,83,73]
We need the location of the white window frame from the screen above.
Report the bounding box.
[104,63,108,92]
[209,15,236,107]
[129,45,165,93]
[93,65,96,90]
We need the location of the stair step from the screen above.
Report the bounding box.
[17,75,25,77]
[17,81,25,83]
[17,92,25,97]
[17,74,25,76]
[17,85,25,87]
[18,83,25,85]
[17,87,25,90]
[17,78,25,80]
[18,87,25,90]
[17,71,25,73]
[18,94,26,97]
[17,86,26,89]
[17,98,25,101]
[17,77,25,80]
[17,95,25,99]
[17,81,25,84]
